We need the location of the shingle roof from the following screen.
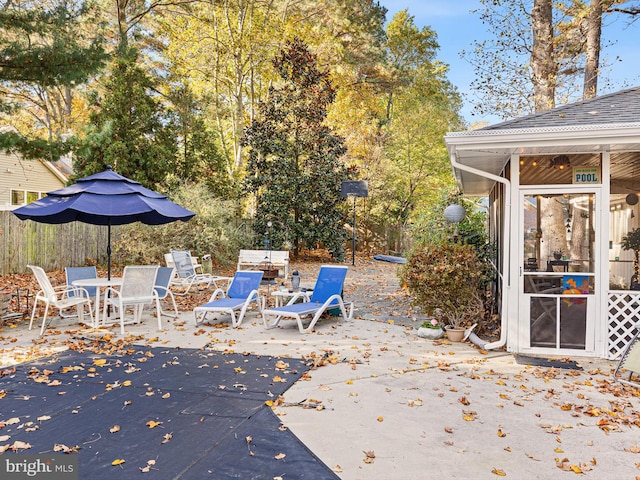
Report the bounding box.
[481,86,640,131]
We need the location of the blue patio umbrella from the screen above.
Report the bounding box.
[13,166,195,279]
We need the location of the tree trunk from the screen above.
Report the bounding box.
[531,0,556,112]
[583,0,603,99]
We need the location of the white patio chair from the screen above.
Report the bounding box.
[27,265,93,335]
[154,267,179,318]
[103,265,161,335]
[170,250,229,295]
[64,266,100,316]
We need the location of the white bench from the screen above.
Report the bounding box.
[237,250,290,278]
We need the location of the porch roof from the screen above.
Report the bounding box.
[445,86,640,196]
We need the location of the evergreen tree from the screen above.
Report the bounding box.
[72,48,176,188]
[167,86,235,198]
[243,39,351,261]
[0,1,107,159]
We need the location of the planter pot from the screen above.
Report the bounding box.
[417,327,444,340]
[445,326,466,342]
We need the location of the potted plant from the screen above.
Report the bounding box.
[402,242,488,342]
[417,318,444,340]
[622,227,640,289]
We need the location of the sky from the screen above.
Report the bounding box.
[377,0,640,127]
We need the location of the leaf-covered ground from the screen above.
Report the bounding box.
[2,257,640,479]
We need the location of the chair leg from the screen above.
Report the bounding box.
[155,298,163,331]
[263,313,283,330]
[39,304,51,336]
[194,309,206,325]
[230,310,240,328]
[168,291,178,317]
[119,304,126,336]
[158,293,178,318]
[29,301,38,331]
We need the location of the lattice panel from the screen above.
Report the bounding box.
[608,292,640,359]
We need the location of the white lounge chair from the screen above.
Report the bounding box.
[194,270,265,327]
[170,250,229,295]
[262,265,353,333]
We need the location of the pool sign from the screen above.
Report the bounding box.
[573,166,600,184]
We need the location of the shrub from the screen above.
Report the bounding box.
[402,242,485,328]
[112,182,247,268]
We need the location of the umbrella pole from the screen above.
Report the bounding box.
[107,222,112,319]
[107,222,112,281]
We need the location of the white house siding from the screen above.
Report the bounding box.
[0,150,66,210]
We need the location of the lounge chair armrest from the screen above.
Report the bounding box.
[246,289,265,312]
[284,291,311,305]
[323,294,354,321]
[205,288,226,302]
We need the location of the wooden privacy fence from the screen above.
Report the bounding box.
[0,211,107,274]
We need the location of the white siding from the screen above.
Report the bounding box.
[0,151,66,210]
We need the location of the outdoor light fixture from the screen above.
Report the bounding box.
[551,155,571,170]
[444,203,466,243]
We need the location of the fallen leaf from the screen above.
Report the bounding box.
[146,421,162,429]
[162,433,172,444]
[492,467,506,476]
[274,453,286,460]
[110,425,120,433]
[111,459,125,466]
[377,416,384,422]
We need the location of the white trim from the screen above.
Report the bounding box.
[598,152,611,358]
[445,124,640,156]
[446,123,640,138]
[41,160,67,184]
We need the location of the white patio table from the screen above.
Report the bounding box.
[72,277,123,328]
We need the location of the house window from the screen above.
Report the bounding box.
[11,190,42,206]
[11,190,25,205]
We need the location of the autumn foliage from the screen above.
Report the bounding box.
[402,242,485,328]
